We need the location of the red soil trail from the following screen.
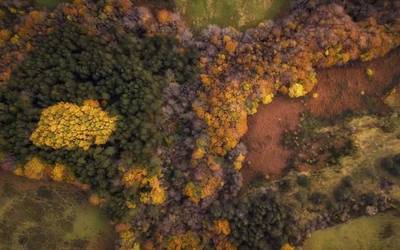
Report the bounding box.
[242,48,400,182]
[307,48,400,118]
[242,97,305,182]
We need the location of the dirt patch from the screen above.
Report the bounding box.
[306,48,400,118]
[242,97,304,182]
[243,48,400,182]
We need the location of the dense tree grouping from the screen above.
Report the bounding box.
[0,0,399,249]
[0,21,197,203]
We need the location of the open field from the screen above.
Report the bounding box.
[303,211,400,250]
[0,172,115,250]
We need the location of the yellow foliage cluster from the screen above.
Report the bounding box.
[194,79,251,156]
[184,176,224,204]
[117,225,140,250]
[201,176,224,199]
[233,153,245,171]
[14,156,48,180]
[288,83,307,98]
[192,147,206,160]
[122,167,167,205]
[280,243,295,250]
[214,219,231,236]
[195,43,279,159]
[89,193,106,206]
[140,176,167,205]
[50,162,75,182]
[0,29,11,47]
[167,232,202,250]
[216,240,237,250]
[223,35,238,55]
[183,182,202,204]
[13,156,75,183]
[122,168,148,187]
[30,100,117,151]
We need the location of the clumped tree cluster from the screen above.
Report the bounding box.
[0,21,197,209]
[30,100,117,150]
[211,192,300,249]
[0,0,399,249]
[193,1,400,161]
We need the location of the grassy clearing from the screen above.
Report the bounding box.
[175,0,292,31]
[35,0,64,9]
[306,115,400,200]
[275,114,400,208]
[303,211,400,250]
[0,173,114,250]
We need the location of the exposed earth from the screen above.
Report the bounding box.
[243,48,400,181]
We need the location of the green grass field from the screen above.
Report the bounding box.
[303,211,400,250]
[35,0,64,8]
[175,0,292,31]
[0,173,114,250]
[33,0,292,30]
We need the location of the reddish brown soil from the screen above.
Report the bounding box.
[306,48,400,117]
[242,97,305,182]
[242,48,400,182]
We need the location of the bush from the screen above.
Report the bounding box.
[334,176,354,202]
[381,154,400,177]
[279,179,292,193]
[309,192,327,205]
[296,175,310,187]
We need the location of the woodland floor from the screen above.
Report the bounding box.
[242,48,400,183]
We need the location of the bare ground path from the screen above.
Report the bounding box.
[242,48,400,183]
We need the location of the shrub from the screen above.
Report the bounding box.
[214,219,231,236]
[381,154,400,177]
[309,192,327,205]
[279,179,292,193]
[296,175,310,187]
[166,232,202,250]
[294,190,308,204]
[334,176,354,202]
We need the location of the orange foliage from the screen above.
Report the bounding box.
[167,232,202,250]
[216,239,237,250]
[281,243,295,250]
[89,193,106,206]
[122,168,148,187]
[184,175,224,203]
[157,9,173,24]
[214,219,231,236]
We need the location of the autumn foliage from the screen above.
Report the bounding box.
[30,100,117,150]
[1,0,400,249]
